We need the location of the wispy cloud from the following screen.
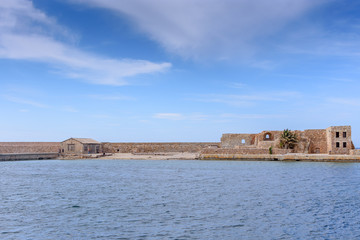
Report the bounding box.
[62,106,78,113]
[219,113,285,119]
[153,113,208,121]
[88,94,136,101]
[70,0,325,60]
[192,91,302,107]
[327,98,360,107]
[227,82,247,89]
[2,95,49,108]
[0,0,171,86]
[153,113,184,120]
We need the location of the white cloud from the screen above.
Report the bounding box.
[0,0,171,85]
[88,94,135,101]
[192,91,302,107]
[70,0,325,60]
[153,113,184,120]
[153,113,209,121]
[328,98,360,107]
[2,95,49,108]
[219,113,285,119]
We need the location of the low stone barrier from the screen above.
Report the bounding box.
[350,149,360,155]
[0,153,59,161]
[102,142,220,153]
[201,148,293,155]
[0,142,60,153]
[199,153,360,162]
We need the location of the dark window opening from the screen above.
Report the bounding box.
[336,132,339,138]
[67,144,75,151]
[343,132,347,138]
[84,145,88,152]
[336,142,340,148]
[343,142,347,148]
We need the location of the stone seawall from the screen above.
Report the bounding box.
[201,148,293,155]
[0,153,59,161]
[102,142,220,153]
[200,153,360,162]
[0,142,61,153]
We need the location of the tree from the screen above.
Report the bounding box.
[280,129,298,149]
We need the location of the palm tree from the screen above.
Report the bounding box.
[280,129,298,149]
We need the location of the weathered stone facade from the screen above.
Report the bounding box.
[61,138,102,155]
[0,142,60,153]
[220,126,355,155]
[326,126,352,155]
[103,142,220,153]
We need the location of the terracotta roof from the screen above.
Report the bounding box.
[63,138,101,144]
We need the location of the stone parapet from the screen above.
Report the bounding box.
[0,142,61,153]
[102,142,220,153]
[350,149,360,155]
[201,148,293,155]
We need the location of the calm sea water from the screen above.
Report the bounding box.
[1,160,360,240]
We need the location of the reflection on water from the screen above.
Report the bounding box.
[1,160,360,239]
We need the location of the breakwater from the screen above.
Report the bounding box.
[0,142,60,153]
[200,153,360,162]
[0,153,59,161]
[102,142,220,153]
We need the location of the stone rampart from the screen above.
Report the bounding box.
[0,153,59,161]
[201,148,293,155]
[221,134,255,148]
[303,129,327,153]
[0,142,61,153]
[350,149,360,155]
[103,142,220,153]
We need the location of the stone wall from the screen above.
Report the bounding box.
[221,134,255,148]
[303,129,327,154]
[326,126,352,154]
[201,148,293,155]
[350,149,360,155]
[0,142,61,153]
[102,142,220,153]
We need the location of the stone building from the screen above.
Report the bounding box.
[61,138,101,155]
[221,126,355,155]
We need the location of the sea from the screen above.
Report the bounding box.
[1,159,360,240]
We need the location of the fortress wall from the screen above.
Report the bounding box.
[326,126,352,154]
[221,134,255,148]
[304,129,327,153]
[102,142,220,153]
[201,148,293,155]
[0,142,61,153]
[350,149,360,155]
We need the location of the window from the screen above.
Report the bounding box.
[265,134,270,139]
[67,144,75,151]
[343,132,347,138]
[84,145,88,152]
[241,139,246,144]
[336,142,340,148]
[343,142,347,148]
[336,132,339,138]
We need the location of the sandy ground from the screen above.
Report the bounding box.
[100,152,199,160]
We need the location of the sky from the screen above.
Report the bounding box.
[0,0,360,145]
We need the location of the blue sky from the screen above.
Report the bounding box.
[1,0,360,145]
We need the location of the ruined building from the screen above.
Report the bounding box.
[221,126,355,155]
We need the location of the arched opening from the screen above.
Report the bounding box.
[264,132,272,141]
[241,139,246,144]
